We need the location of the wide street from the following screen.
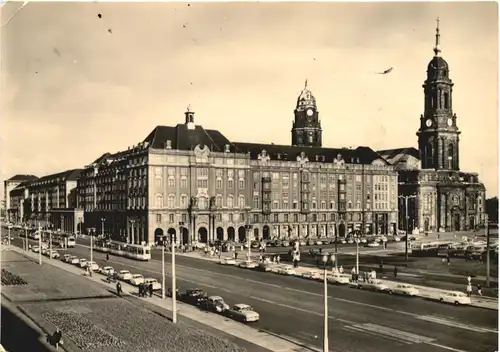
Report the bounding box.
[9,232,498,352]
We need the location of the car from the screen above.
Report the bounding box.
[79,259,88,268]
[70,256,80,265]
[239,261,258,269]
[361,238,368,243]
[257,262,274,272]
[100,266,115,275]
[117,270,132,281]
[48,251,60,259]
[32,245,40,253]
[129,274,145,286]
[86,261,100,271]
[179,289,207,306]
[200,296,230,313]
[277,266,297,276]
[302,271,323,280]
[439,291,471,305]
[341,239,347,244]
[393,284,420,296]
[63,253,71,262]
[143,278,162,291]
[358,280,391,293]
[219,258,237,265]
[226,304,260,322]
[367,242,381,247]
[393,236,401,242]
[347,239,354,244]
[281,241,290,247]
[315,240,323,245]
[327,274,351,285]
[299,240,307,246]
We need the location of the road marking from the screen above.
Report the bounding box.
[424,341,470,352]
[353,323,435,344]
[343,325,412,345]
[417,315,498,334]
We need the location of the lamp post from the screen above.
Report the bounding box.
[7,225,11,246]
[171,222,182,324]
[398,194,417,261]
[49,228,53,259]
[100,217,106,238]
[60,214,64,233]
[24,225,28,251]
[321,253,335,352]
[38,222,42,265]
[88,227,96,263]
[485,214,491,287]
[245,224,253,261]
[354,234,360,275]
[129,219,135,244]
[161,233,166,299]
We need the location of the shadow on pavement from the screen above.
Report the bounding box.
[1,305,53,352]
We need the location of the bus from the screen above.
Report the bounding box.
[93,239,151,261]
[51,234,76,248]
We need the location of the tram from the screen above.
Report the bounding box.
[93,239,151,261]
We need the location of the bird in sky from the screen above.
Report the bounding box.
[376,67,394,75]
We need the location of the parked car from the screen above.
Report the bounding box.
[70,256,80,265]
[48,251,60,259]
[219,258,237,265]
[79,259,88,268]
[117,270,133,281]
[439,291,471,305]
[200,296,230,313]
[100,266,115,276]
[32,245,40,253]
[143,278,162,291]
[327,274,351,285]
[302,271,323,280]
[367,242,381,248]
[225,304,260,322]
[239,261,258,269]
[179,289,207,306]
[357,280,391,293]
[63,253,71,262]
[281,241,290,247]
[393,284,420,296]
[129,274,145,286]
[277,266,297,276]
[86,261,100,271]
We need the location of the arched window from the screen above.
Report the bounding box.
[447,144,454,169]
[330,200,335,209]
[273,201,279,209]
[180,195,188,208]
[312,201,317,209]
[216,195,223,207]
[167,195,175,208]
[155,194,163,208]
[321,201,326,209]
[227,195,234,208]
[425,143,433,168]
[239,196,245,208]
[443,92,449,109]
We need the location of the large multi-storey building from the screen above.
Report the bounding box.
[4,174,38,222]
[78,87,398,245]
[9,169,83,232]
[379,20,486,232]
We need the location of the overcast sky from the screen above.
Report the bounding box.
[1,1,498,197]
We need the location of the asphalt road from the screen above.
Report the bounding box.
[10,234,498,352]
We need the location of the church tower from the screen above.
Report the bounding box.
[417,18,461,170]
[291,80,322,147]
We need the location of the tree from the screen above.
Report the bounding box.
[485,197,499,224]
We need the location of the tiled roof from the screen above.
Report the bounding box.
[233,142,388,165]
[7,174,38,182]
[378,147,419,164]
[34,169,83,183]
[143,124,233,152]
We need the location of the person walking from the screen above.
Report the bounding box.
[466,283,472,297]
[476,284,483,296]
[116,281,122,297]
[339,265,344,274]
[52,329,63,349]
[106,253,109,261]
[149,283,154,297]
[393,266,398,278]
[276,254,280,264]
[379,260,384,274]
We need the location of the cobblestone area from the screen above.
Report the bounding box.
[2,251,249,352]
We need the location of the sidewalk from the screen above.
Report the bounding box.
[178,249,498,311]
[7,246,321,352]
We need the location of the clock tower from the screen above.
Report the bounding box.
[417,18,461,170]
[291,80,322,147]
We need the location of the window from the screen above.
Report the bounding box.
[227,195,234,208]
[238,179,245,189]
[274,214,279,222]
[168,177,175,188]
[155,194,163,208]
[293,201,298,209]
[228,179,234,189]
[312,201,317,209]
[253,214,259,223]
[180,195,188,208]
[240,213,245,222]
[167,168,175,176]
[216,179,222,189]
[228,213,233,222]
[169,214,175,223]
[167,195,175,208]
[283,201,289,209]
[312,214,317,222]
[198,197,207,210]
[238,170,245,178]
[253,197,259,208]
[197,179,208,188]
[293,214,298,222]
[216,169,223,177]
[272,201,279,210]
[156,214,162,223]
[321,201,326,209]
[217,214,222,221]
[347,201,352,209]
[180,178,187,188]
[284,214,289,222]
[198,168,208,176]
[355,175,362,182]
[155,176,162,187]
[239,196,245,208]
[216,195,223,207]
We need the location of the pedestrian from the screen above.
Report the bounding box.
[235,252,238,260]
[276,254,280,264]
[446,255,451,265]
[259,254,263,263]
[106,253,109,261]
[467,276,472,285]
[52,328,63,349]
[466,283,472,297]
[204,246,208,255]
[138,283,143,297]
[339,265,344,274]
[116,281,122,297]
[149,283,153,297]
[476,284,482,296]
[393,266,398,278]
[379,260,384,274]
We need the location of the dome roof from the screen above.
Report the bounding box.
[427,56,449,72]
[296,80,317,111]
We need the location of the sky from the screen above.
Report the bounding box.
[1,1,498,197]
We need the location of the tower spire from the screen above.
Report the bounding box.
[433,17,441,57]
[304,79,308,89]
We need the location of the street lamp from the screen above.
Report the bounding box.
[398,194,417,261]
[245,224,253,261]
[60,214,64,233]
[321,253,335,352]
[485,214,491,287]
[88,227,96,263]
[100,218,106,239]
[172,222,183,324]
[161,233,167,299]
[38,222,42,265]
[353,233,361,276]
[129,219,136,244]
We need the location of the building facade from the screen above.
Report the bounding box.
[79,88,398,245]
[9,169,83,232]
[379,20,486,232]
[4,174,38,222]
